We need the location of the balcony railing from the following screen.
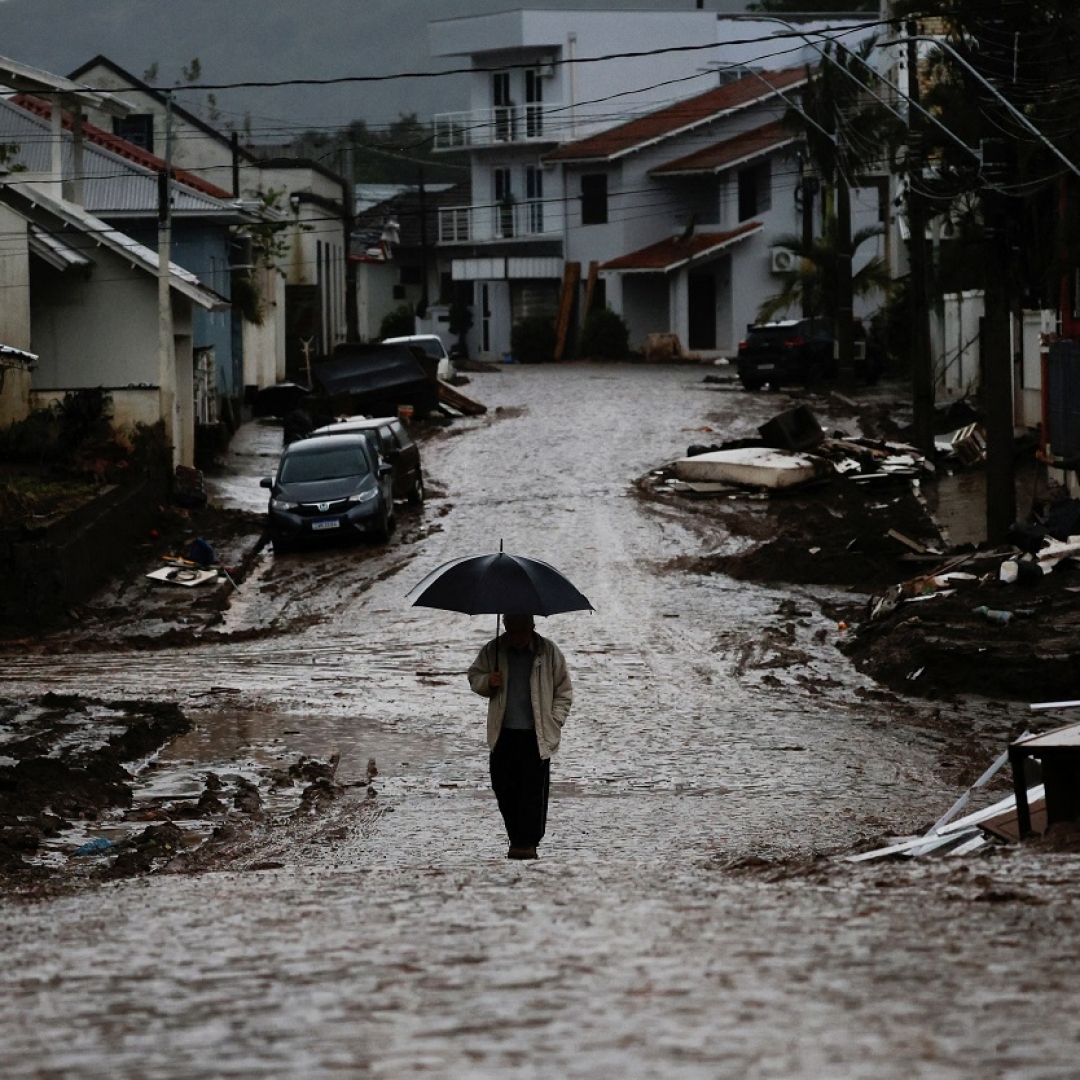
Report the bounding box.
[437,199,565,244]
[432,103,563,151]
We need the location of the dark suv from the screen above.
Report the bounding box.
[309,416,424,504]
[736,317,881,390]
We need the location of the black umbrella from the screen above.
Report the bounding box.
[407,549,593,616]
[406,546,593,651]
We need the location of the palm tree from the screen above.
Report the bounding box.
[789,38,904,370]
[757,217,891,324]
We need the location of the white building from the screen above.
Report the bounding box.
[428,8,875,359]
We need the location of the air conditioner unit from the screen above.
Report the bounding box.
[770,247,797,274]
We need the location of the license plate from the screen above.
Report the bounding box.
[311,519,340,531]
[757,364,775,371]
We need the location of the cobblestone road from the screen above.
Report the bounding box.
[2,364,1078,1079]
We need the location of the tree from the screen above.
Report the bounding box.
[756,217,890,323]
[789,38,904,373]
[890,0,1080,540]
[289,113,467,187]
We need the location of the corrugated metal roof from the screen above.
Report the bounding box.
[650,119,799,177]
[28,223,94,271]
[3,181,228,311]
[0,96,243,219]
[546,68,808,164]
[599,222,762,274]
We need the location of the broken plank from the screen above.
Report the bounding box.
[438,380,486,415]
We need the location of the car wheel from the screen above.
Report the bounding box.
[272,534,294,555]
[740,376,765,391]
[373,500,394,543]
[407,472,424,505]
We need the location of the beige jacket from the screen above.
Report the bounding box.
[468,632,573,759]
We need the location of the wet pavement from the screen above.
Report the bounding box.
[2,363,1078,1079]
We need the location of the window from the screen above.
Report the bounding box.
[494,168,515,237]
[526,166,544,233]
[581,174,608,225]
[525,68,544,138]
[113,113,154,152]
[492,71,515,142]
[737,161,772,221]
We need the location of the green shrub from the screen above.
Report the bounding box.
[579,307,629,360]
[510,314,557,364]
[379,304,415,341]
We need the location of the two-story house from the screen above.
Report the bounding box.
[4,94,256,426]
[547,68,862,357]
[0,55,232,467]
[427,8,875,360]
[70,56,353,387]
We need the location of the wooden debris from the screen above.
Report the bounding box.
[438,380,486,415]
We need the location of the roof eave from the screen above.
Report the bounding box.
[655,134,801,178]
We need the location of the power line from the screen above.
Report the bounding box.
[130,20,887,94]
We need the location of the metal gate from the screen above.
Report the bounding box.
[1045,340,1080,458]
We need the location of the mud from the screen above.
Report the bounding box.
[1,381,1072,891]
[1,365,1078,1078]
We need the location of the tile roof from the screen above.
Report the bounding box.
[546,68,808,164]
[12,93,234,199]
[650,118,799,177]
[599,221,762,274]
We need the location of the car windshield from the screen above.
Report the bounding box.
[280,446,370,483]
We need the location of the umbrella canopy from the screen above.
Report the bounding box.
[406,551,593,617]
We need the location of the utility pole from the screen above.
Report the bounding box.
[981,138,1017,542]
[798,155,816,318]
[157,92,176,466]
[906,24,935,457]
[417,166,429,321]
[835,179,854,378]
[343,144,358,341]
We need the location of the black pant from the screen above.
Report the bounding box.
[489,728,550,848]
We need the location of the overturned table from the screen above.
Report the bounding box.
[1009,718,1080,838]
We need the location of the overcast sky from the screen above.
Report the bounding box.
[0,0,779,138]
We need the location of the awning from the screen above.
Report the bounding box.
[28,223,94,272]
[600,221,763,275]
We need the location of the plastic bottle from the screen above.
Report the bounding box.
[973,605,1012,626]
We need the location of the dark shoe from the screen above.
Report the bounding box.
[507,845,538,860]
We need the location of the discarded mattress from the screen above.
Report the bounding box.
[673,447,822,489]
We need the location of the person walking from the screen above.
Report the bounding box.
[468,614,573,860]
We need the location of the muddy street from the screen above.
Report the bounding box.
[2,363,1078,1079]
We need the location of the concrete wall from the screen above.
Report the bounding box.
[0,205,31,351]
[76,68,236,178]
[0,463,169,630]
[242,267,287,391]
[30,250,159,388]
[30,387,161,432]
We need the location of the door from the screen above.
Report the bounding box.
[492,71,514,143]
[687,271,716,350]
[526,166,544,234]
[525,68,544,138]
[494,168,514,238]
